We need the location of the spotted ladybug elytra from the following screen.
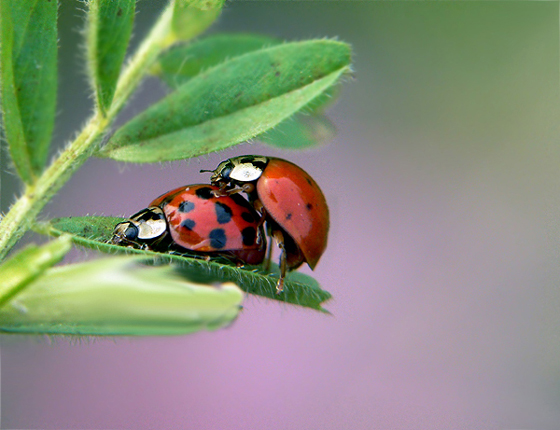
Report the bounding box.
[112,184,266,265]
[204,155,329,292]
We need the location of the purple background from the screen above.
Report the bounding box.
[2,2,560,429]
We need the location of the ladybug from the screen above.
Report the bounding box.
[202,155,329,292]
[112,184,266,265]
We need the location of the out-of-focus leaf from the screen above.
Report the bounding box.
[154,33,280,88]
[0,256,243,336]
[171,0,225,42]
[303,84,340,114]
[0,0,58,183]
[99,40,351,162]
[258,114,336,150]
[39,216,332,311]
[87,0,135,114]
[0,236,72,308]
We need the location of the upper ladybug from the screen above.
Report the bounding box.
[112,184,266,265]
[204,155,329,292]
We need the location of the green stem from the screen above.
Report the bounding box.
[0,4,175,261]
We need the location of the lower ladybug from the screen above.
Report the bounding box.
[112,184,266,265]
[202,155,329,292]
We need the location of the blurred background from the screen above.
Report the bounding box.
[2,1,560,428]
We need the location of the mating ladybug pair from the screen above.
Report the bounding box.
[111,156,329,292]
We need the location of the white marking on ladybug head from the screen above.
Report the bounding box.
[136,218,166,240]
[229,162,264,182]
[133,207,167,240]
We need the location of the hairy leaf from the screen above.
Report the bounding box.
[155,34,340,150]
[99,40,351,162]
[0,256,243,336]
[0,0,58,183]
[38,216,332,311]
[0,236,72,308]
[155,33,280,88]
[156,34,339,116]
[87,0,135,114]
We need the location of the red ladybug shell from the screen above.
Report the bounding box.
[150,184,264,263]
[257,158,329,269]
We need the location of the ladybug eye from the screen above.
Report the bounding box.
[220,166,233,180]
[124,224,138,240]
[112,221,139,244]
[209,161,233,184]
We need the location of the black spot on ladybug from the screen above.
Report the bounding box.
[241,211,254,223]
[196,187,214,200]
[209,229,227,249]
[180,219,196,231]
[306,203,313,211]
[178,201,194,213]
[215,202,233,224]
[286,213,292,220]
[241,227,256,246]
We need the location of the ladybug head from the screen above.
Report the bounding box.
[203,155,269,187]
[112,207,168,247]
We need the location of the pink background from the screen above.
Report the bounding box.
[2,2,560,428]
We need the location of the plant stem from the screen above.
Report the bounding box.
[0,4,175,261]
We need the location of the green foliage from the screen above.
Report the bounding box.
[258,114,336,150]
[87,0,136,114]
[40,217,332,311]
[154,34,340,150]
[155,33,281,88]
[0,236,72,308]
[172,0,225,41]
[100,40,351,162]
[0,0,58,183]
[0,256,243,335]
[0,1,350,334]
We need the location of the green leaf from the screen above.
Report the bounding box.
[154,35,340,151]
[258,114,336,150]
[99,40,351,163]
[38,216,332,311]
[0,256,243,336]
[155,34,338,116]
[171,0,225,42]
[87,0,136,115]
[154,33,281,88]
[0,0,58,183]
[0,236,72,308]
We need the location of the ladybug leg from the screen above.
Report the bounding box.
[254,204,274,272]
[272,229,287,293]
[253,201,266,245]
[212,183,255,197]
[264,230,274,272]
[240,182,255,194]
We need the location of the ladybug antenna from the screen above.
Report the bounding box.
[199,169,213,173]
